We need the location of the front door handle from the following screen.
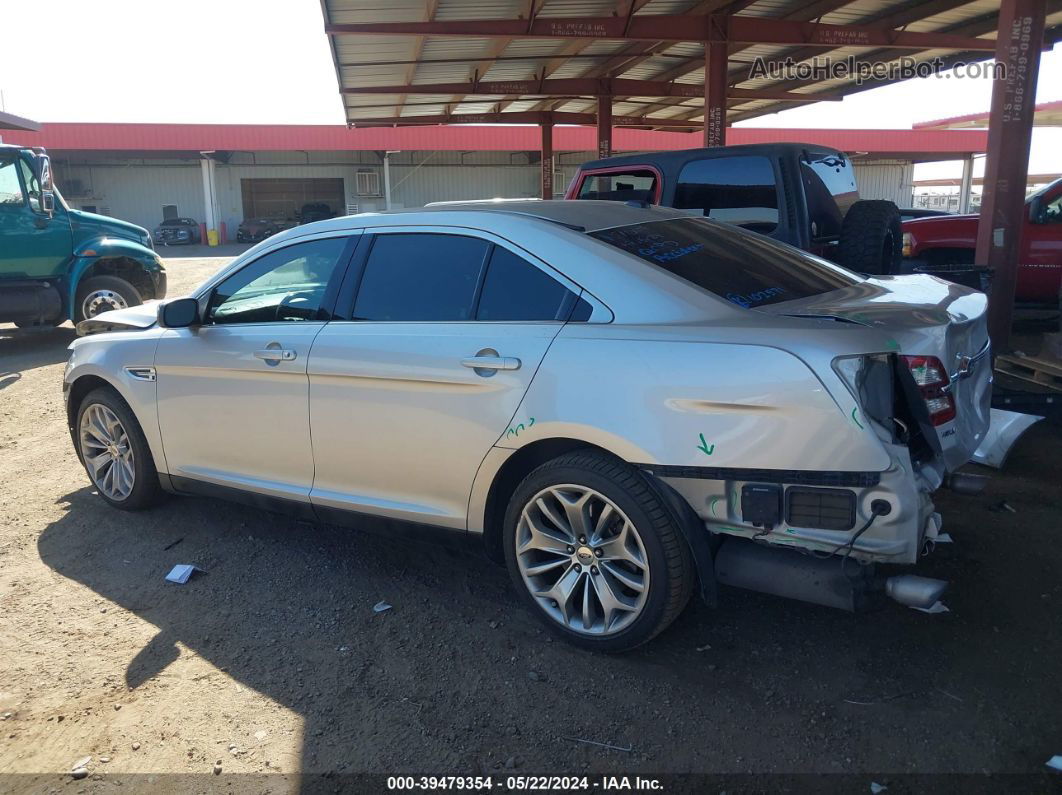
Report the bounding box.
[461,355,521,372]
[254,347,297,364]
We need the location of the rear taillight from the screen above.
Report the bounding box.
[901,355,955,425]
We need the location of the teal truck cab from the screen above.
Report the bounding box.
[0,145,165,327]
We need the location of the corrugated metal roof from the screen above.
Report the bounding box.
[320,0,1062,128]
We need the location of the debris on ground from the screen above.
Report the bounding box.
[870,783,887,794]
[1047,755,1062,772]
[696,643,712,652]
[373,601,392,613]
[912,601,950,614]
[562,736,633,753]
[70,756,91,771]
[165,564,203,584]
[988,500,1018,514]
[162,537,184,551]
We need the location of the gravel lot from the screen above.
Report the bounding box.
[1,254,1060,790]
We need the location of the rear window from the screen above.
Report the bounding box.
[589,217,861,309]
[673,155,779,234]
[577,169,657,203]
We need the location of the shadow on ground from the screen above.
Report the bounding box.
[0,326,76,372]
[36,422,1062,779]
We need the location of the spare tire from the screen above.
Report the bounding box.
[838,199,902,275]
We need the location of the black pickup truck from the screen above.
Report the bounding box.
[565,143,903,275]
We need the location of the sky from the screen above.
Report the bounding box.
[2,0,1060,182]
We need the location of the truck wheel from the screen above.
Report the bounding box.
[503,450,694,652]
[75,276,143,322]
[75,386,164,511]
[838,200,902,276]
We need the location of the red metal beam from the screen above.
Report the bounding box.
[704,40,727,147]
[326,15,997,50]
[347,110,704,127]
[540,122,554,199]
[976,0,1047,349]
[597,97,613,158]
[341,78,839,101]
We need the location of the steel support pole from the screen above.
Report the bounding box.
[597,96,612,160]
[199,155,218,247]
[976,0,1046,350]
[703,41,727,147]
[383,152,393,210]
[540,122,554,200]
[959,155,975,214]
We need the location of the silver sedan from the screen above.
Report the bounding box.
[64,201,990,651]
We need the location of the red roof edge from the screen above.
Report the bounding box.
[915,99,1062,129]
[8,122,987,157]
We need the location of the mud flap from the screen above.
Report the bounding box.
[643,472,718,608]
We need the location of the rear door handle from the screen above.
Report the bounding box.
[461,356,521,371]
[254,348,297,362]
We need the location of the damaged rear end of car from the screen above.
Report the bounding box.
[580,214,992,614]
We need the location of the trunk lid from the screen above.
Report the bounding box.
[758,274,991,471]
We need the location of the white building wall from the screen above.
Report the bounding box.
[54,153,918,234]
[57,162,202,231]
[853,160,915,207]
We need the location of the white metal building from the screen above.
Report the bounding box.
[13,123,983,240]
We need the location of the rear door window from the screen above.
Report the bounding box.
[352,233,490,321]
[476,247,576,321]
[589,217,861,309]
[673,155,779,234]
[576,170,657,203]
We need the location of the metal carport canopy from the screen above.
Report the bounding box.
[319,0,1062,135]
[318,0,1061,351]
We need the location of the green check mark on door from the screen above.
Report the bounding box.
[697,433,715,456]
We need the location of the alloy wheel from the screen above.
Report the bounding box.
[82,289,129,319]
[515,484,650,636]
[79,403,135,501]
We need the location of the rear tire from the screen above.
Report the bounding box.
[75,386,164,511]
[74,275,143,323]
[838,199,902,275]
[503,450,694,652]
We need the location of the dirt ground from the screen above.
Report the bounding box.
[1,255,1060,791]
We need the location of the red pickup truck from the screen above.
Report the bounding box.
[902,177,1062,304]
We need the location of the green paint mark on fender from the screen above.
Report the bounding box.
[709,496,721,517]
[850,407,864,430]
[884,338,900,351]
[505,418,536,439]
[697,433,715,456]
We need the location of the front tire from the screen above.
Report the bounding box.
[75,275,143,322]
[76,387,163,511]
[503,450,694,652]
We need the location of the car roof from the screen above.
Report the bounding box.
[577,142,843,172]
[370,199,694,232]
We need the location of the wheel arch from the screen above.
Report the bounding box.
[65,363,168,477]
[69,238,163,312]
[475,437,618,564]
[66,373,122,450]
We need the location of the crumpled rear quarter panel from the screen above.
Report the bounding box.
[504,327,891,474]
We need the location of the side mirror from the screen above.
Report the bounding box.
[33,154,55,217]
[35,154,53,192]
[1029,196,1045,224]
[158,297,200,328]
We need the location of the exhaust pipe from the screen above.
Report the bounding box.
[885,575,948,609]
